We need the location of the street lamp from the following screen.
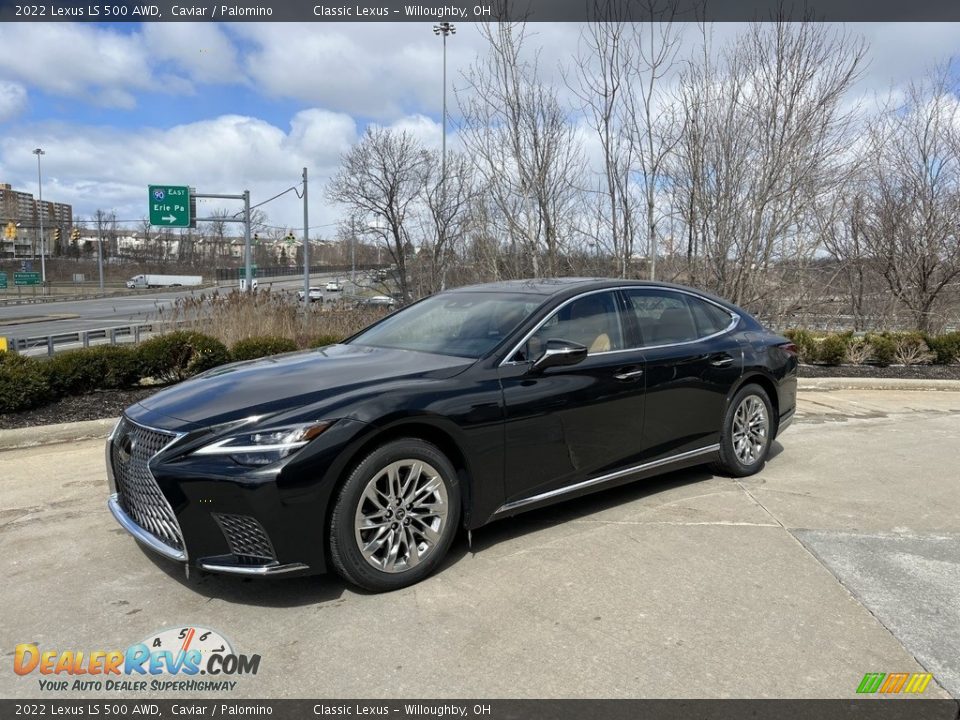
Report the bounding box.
[433,22,455,185]
[32,147,46,291]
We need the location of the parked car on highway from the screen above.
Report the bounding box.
[297,287,323,302]
[105,278,797,591]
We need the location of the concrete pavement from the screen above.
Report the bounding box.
[1,386,958,700]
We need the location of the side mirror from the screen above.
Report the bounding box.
[531,339,588,373]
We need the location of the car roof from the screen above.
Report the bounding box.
[448,277,727,301]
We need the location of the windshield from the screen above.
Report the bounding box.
[349,292,544,358]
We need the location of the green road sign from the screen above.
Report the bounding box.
[0,272,7,289]
[149,185,191,227]
[14,272,40,286]
[239,266,258,278]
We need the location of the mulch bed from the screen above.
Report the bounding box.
[1,364,959,431]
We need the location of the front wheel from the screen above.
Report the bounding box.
[712,384,774,478]
[329,439,460,592]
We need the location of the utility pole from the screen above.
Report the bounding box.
[243,190,252,293]
[350,216,356,284]
[33,148,46,293]
[97,228,104,291]
[302,167,309,306]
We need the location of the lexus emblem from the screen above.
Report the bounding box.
[117,433,134,463]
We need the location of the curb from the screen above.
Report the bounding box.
[798,377,960,392]
[2,377,959,452]
[0,417,117,452]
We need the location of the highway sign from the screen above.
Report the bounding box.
[239,266,258,278]
[149,185,191,227]
[0,272,7,289]
[14,272,41,286]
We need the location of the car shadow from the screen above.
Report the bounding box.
[144,443,785,606]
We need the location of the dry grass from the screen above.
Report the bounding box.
[152,289,390,348]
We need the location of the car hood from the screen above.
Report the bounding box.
[131,344,474,429]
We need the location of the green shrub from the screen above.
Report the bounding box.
[138,331,230,382]
[0,352,52,413]
[44,349,103,396]
[783,328,817,363]
[816,334,848,365]
[926,331,960,365]
[307,334,345,349]
[866,333,896,366]
[231,336,300,362]
[42,345,142,397]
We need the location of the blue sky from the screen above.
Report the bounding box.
[0,21,957,232]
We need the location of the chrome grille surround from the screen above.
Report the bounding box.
[213,513,277,563]
[110,417,185,553]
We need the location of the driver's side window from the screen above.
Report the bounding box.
[512,292,624,362]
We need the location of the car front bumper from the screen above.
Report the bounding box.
[105,413,370,578]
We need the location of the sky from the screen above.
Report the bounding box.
[0,21,957,236]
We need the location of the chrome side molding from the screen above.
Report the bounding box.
[197,561,309,576]
[494,444,721,516]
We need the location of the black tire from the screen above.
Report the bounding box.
[711,384,774,478]
[329,438,461,592]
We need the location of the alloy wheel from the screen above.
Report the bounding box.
[732,395,768,466]
[354,459,449,574]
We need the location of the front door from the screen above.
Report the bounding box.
[499,290,647,506]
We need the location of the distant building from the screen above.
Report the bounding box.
[0,182,73,259]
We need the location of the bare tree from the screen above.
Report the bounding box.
[859,62,960,332]
[459,19,585,278]
[569,13,636,276]
[673,20,867,310]
[328,127,431,301]
[419,150,478,293]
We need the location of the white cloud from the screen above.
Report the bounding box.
[142,23,243,85]
[0,24,154,107]
[235,23,489,119]
[0,81,27,122]
[0,108,367,233]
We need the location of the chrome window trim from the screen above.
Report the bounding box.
[500,286,740,367]
[493,443,721,515]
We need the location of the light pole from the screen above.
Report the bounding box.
[33,148,47,291]
[433,22,455,184]
[433,21,454,290]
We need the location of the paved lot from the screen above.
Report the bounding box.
[2,387,959,700]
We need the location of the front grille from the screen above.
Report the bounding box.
[213,513,277,563]
[111,417,184,551]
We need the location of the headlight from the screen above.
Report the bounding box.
[193,421,333,467]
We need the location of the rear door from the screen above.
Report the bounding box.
[620,288,743,461]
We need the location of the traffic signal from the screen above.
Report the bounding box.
[254,233,260,244]
[71,228,81,242]
[53,228,61,244]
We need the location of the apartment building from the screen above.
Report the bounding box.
[0,182,73,259]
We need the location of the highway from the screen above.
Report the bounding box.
[0,272,348,344]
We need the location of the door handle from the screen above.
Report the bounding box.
[614,368,644,381]
[710,355,733,367]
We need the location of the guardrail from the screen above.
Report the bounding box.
[6,322,172,356]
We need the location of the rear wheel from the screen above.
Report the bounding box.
[329,439,460,592]
[711,384,773,477]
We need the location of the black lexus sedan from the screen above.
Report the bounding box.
[106,278,797,591]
